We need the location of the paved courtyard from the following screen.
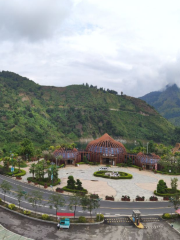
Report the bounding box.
[21,164,180,201]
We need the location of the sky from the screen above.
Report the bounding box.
[1,0,180,97]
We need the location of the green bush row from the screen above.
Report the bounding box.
[27,177,61,186]
[93,171,132,179]
[62,186,88,194]
[156,170,180,175]
[77,162,85,164]
[5,168,26,177]
[154,189,180,197]
[162,213,178,219]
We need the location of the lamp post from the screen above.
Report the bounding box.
[49,163,54,188]
[11,153,14,173]
[147,142,149,154]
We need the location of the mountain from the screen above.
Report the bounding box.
[140,84,180,126]
[0,71,178,152]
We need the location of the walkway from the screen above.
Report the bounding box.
[0,224,33,240]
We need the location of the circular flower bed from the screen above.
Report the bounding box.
[93,171,132,179]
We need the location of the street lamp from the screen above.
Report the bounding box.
[49,163,54,187]
[11,153,14,173]
[147,142,149,154]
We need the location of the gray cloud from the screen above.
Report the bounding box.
[0,0,73,41]
[0,0,180,98]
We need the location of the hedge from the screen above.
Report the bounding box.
[93,171,132,179]
[27,177,61,186]
[154,188,180,197]
[156,170,180,175]
[77,162,86,164]
[2,168,26,177]
[62,186,88,194]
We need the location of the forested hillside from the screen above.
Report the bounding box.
[140,84,180,126]
[0,71,179,153]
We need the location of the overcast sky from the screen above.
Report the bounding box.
[0,0,180,97]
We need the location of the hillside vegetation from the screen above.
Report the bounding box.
[0,71,178,152]
[140,84,180,127]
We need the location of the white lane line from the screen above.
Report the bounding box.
[105,213,110,214]
[78,211,83,212]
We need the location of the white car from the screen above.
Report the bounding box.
[98,167,108,171]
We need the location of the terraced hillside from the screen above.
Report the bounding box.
[0,71,178,152]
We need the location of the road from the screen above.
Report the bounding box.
[0,174,175,217]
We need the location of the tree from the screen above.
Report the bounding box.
[20,138,34,158]
[29,163,36,178]
[47,165,58,184]
[76,179,83,190]
[15,186,26,209]
[68,193,81,218]
[16,156,23,173]
[67,176,76,189]
[171,178,178,193]
[80,195,100,218]
[0,180,12,202]
[157,179,167,194]
[26,190,43,216]
[36,149,42,163]
[34,163,43,180]
[3,157,10,171]
[48,193,65,220]
[169,193,180,210]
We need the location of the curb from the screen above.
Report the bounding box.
[0,205,104,225]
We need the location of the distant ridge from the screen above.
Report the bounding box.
[140,84,180,126]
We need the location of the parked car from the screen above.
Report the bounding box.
[98,167,108,171]
[59,218,70,229]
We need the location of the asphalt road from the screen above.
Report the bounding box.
[0,174,175,217]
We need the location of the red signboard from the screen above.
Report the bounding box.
[57,212,74,217]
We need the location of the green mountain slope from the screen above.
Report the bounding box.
[0,71,178,151]
[140,84,180,126]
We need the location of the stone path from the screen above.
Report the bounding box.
[0,224,33,240]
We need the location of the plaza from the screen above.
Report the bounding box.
[22,163,180,201]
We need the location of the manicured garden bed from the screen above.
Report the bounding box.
[121,195,130,201]
[27,177,61,186]
[149,196,158,201]
[154,188,180,197]
[0,166,26,177]
[155,170,180,175]
[93,171,132,179]
[136,196,145,201]
[105,196,114,201]
[62,186,88,194]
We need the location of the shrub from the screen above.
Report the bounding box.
[162,213,171,219]
[0,198,2,202]
[154,189,180,197]
[8,204,16,210]
[14,169,26,177]
[23,210,31,215]
[157,179,167,194]
[62,187,88,194]
[78,216,87,223]
[27,177,61,186]
[78,162,85,164]
[106,165,111,167]
[42,214,49,220]
[96,214,104,221]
